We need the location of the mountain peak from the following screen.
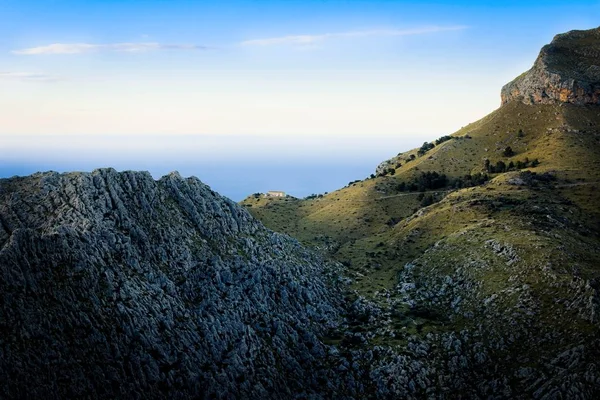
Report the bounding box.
[501,26,600,105]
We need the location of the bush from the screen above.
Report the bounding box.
[420,195,434,207]
[377,167,396,177]
[503,146,515,157]
[435,135,453,145]
[395,171,488,193]
[486,157,539,173]
[417,142,435,156]
[453,172,489,188]
[305,194,323,200]
[417,171,448,190]
[495,160,507,173]
[517,171,556,186]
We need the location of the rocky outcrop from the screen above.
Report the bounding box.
[501,27,600,105]
[0,169,346,399]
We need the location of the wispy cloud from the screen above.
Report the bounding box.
[13,42,209,55]
[241,25,467,46]
[0,71,61,82]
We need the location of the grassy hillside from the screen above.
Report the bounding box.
[242,102,600,296]
[241,99,600,397]
[239,25,600,395]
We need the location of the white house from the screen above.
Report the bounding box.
[266,191,285,197]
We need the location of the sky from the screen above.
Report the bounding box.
[1,1,599,200]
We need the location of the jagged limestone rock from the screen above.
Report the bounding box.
[0,169,345,399]
[501,27,600,105]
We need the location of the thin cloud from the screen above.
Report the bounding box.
[0,71,61,82]
[241,25,467,46]
[13,42,209,55]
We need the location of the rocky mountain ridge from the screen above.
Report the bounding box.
[501,27,600,105]
[0,169,348,399]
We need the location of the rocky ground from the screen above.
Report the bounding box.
[0,169,349,399]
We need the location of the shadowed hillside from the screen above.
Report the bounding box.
[0,169,349,399]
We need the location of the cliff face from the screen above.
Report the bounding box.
[0,169,345,399]
[501,27,600,105]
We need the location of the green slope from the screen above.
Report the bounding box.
[242,102,600,294]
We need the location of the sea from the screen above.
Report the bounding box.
[0,134,428,201]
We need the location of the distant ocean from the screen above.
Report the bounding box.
[0,134,428,201]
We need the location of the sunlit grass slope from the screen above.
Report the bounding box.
[241,102,600,301]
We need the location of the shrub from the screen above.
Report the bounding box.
[435,135,453,145]
[495,160,507,173]
[517,171,556,186]
[378,168,396,177]
[395,171,488,192]
[417,142,435,156]
[420,195,434,207]
[486,157,539,173]
[503,146,515,157]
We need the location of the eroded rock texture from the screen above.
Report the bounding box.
[0,169,344,399]
[501,27,600,105]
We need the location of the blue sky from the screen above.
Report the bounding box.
[1,1,599,199]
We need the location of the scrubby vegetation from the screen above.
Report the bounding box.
[513,170,557,186]
[435,135,453,145]
[417,141,435,156]
[485,157,539,173]
[415,135,454,157]
[305,193,324,200]
[503,146,515,157]
[377,167,395,177]
[396,171,489,192]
